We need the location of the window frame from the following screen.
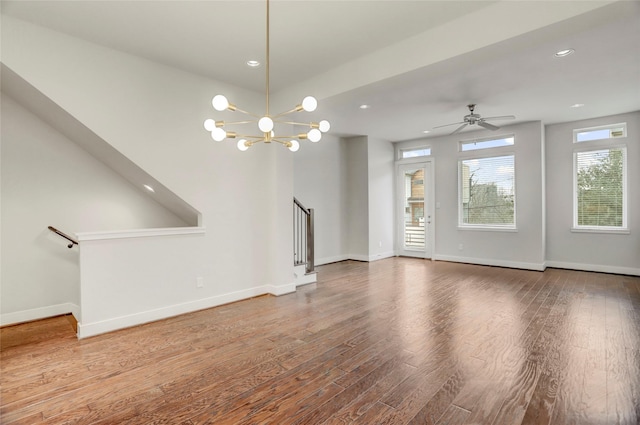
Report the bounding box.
[458,151,517,231]
[572,142,628,234]
[398,146,431,161]
[573,122,626,144]
[459,135,515,152]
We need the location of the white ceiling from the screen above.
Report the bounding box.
[2,0,639,142]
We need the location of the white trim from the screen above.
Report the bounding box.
[433,254,546,272]
[396,161,434,259]
[316,254,350,266]
[1,303,79,327]
[546,261,639,277]
[266,282,297,296]
[570,227,630,235]
[458,154,516,229]
[573,122,626,143]
[457,225,517,232]
[459,134,515,152]
[76,226,205,241]
[348,254,371,262]
[78,284,270,339]
[367,251,396,262]
[398,146,432,161]
[294,271,317,287]
[573,145,627,230]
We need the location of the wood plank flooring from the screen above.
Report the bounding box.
[1,258,639,424]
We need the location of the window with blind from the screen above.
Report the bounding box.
[459,155,515,228]
[574,147,627,230]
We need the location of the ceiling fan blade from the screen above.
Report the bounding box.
[433,121,466,129]
[450,123,468,135]
[478,121,499,131]
[482,115,515,121]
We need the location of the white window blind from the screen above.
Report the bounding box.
[575,147,626,228]
[459,155,515,227]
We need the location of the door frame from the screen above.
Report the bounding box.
[395,159,435,259]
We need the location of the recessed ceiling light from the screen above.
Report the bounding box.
[555,48,575,57]
[422,130,431,134]
[359,104,370,109]
[246,60,261,67]
[570,103,585,108]
[143,184,155,192]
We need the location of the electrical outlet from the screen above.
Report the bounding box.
[379,241,382,248]
[196,277,204,288]
[458,244,464,251]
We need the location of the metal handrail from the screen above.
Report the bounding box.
[293,198,314,274]
[293,197,310,215]
[48,226,78,249]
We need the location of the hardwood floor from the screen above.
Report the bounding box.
[1,258,639,424]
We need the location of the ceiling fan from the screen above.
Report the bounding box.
[433,104,515,135]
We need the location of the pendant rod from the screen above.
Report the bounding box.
[265,0,270,116]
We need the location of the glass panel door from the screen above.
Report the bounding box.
[397,163,432,258]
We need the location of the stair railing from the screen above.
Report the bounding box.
[48,226,78,248]
[293,198,314,274]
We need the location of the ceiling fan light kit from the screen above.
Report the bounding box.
[433,104,516,135]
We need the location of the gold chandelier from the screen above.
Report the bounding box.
[203,0,329,152]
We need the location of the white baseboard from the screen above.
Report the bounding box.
[265,282,297,296]
[1,303,79,327]
[317,252,395,265]
[77,285,271,339]
[316,254,350,266]
[433,254,546,271]
[546,261,640,276]
[348,254,370,262]
[367,251,396,262]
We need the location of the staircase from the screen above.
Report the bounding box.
[293,198,316,286]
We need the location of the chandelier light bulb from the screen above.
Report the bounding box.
[237,139,249,151]
[319,120,330,133]
[212,95,229,111]
[258,116,274,132]
[288,140,300,152]
[211,127,227,142]
[308,128,322,143]
[301,96,318,112]
[203,119,216,131]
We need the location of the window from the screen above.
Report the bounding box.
[400,147,431,159]
[459,155,515,228]
[461,136,514,152]
[574,123,626,143]
[574,146,627,231]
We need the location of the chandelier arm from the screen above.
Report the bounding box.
[272,107,303,118]
[231,107,261,118]
[278,121,315,127]
[223,120,257,126]
[271,139,290,145]
[234,134,268,139]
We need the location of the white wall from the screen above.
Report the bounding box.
[396,121,546,270]
[1,16,294,333]
[292,133,348,265]
[0,94,188,325]
[293,134,395,264]
[367,137,395,260]
[345,136,370,261]
[546,111,640,275]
